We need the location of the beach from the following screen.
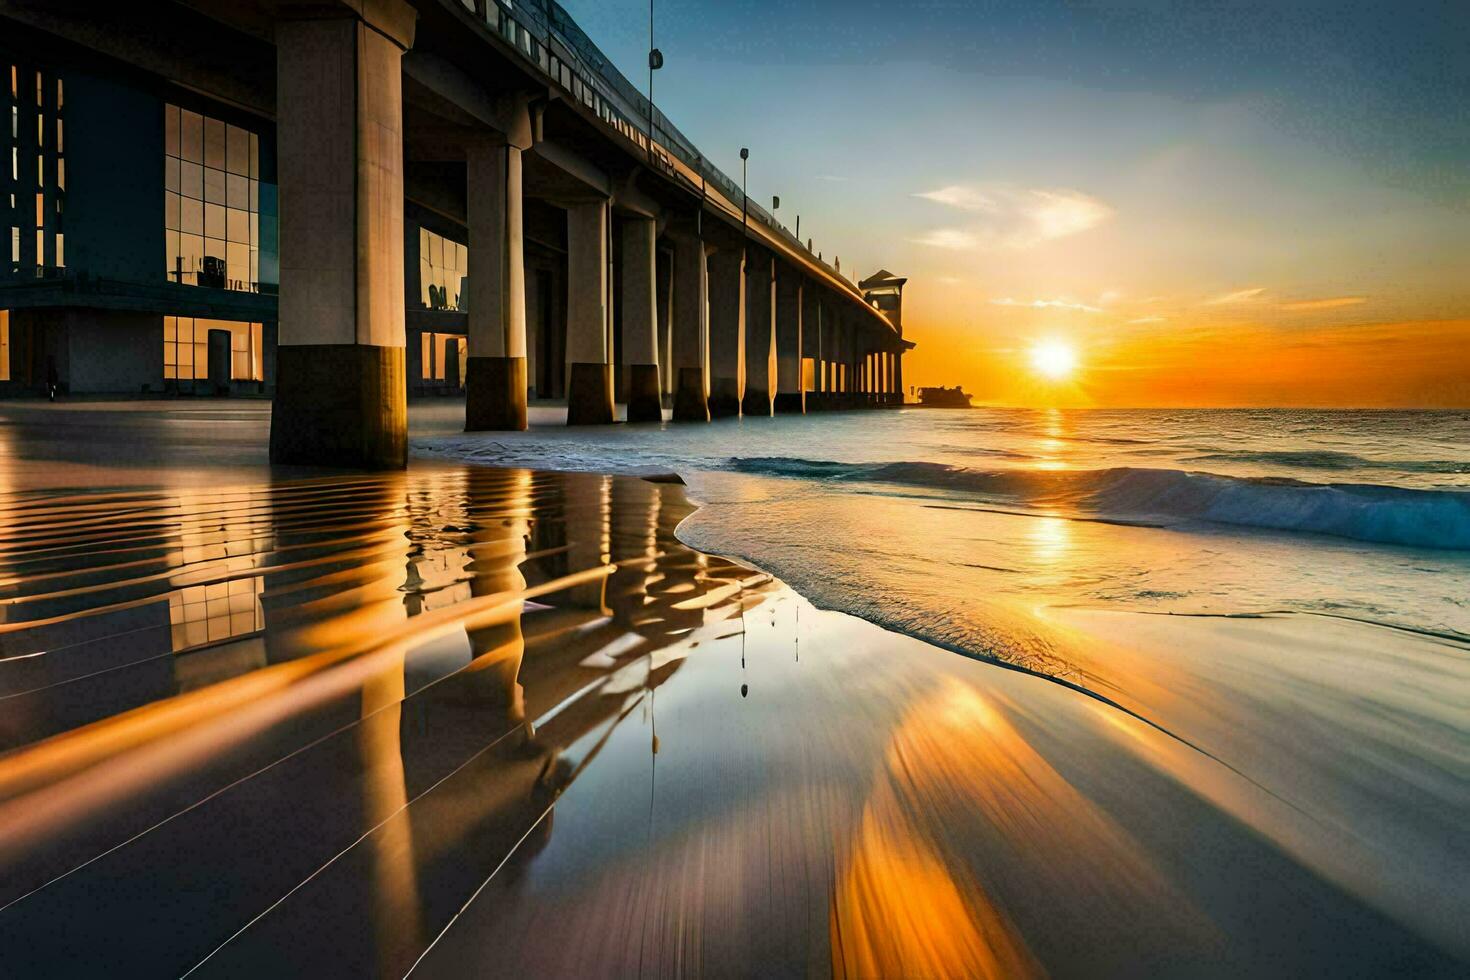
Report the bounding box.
[0,401,1466,977]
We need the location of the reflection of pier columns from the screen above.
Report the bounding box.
[564,472,611,611]
[742,252,774,417]
[270,6,413,468]
[669,235,709,421]
[359,645,420,966]
[566,201,614,425]
[463,467,532,721]
[620,217,662,422]
[465,135,528,431]
[774,270,804,414]
[707,249,744,418]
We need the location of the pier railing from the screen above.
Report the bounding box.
[455,0,868,297]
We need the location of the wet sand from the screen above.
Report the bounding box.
[0,402,1464,977]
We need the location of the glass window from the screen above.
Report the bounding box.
[180,197,203,235]
[180,110,202,163]
[203,117,225,170]
[227,172,248,210]
[203,167,225,204]
[226,124,248,176]
[167,104,265,292]
[418,227,469,310]
[204,203,225,241]
[164,317,263,383]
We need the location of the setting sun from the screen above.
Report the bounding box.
[1029,340,1078,380]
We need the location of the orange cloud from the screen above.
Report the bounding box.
[1279,296,1368,311]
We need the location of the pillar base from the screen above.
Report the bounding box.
[465,356,528,431]
[709,376,740,419]
[270,343,406,469]
[741,390,772,417]
[566,362,615,425]
[671,367,709,422]
[626,363,663,423]
[773,392,805,414]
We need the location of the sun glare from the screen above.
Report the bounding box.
[1030,340,1078,380]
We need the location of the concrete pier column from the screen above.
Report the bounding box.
[657,248,674,398]
[465,138,527,430]
[743,253,775,417]
[270,5,415,468]
[566,200,614,425]
[707,249,745,418]
[670,235,710,421]
[774,272,804,414]
[895,347,904,403]
[620,217,662,422]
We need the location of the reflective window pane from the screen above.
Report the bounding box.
[204,203,225,240]
[225,210,246,247]
[180,197,203,235]
[226,124,248,176]
[180,110,203,164]
[227,173,248,210]
[203,167,225,205]
[204,117,225,170]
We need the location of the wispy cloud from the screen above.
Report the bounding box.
[909,228,978,250]
[1279,296,1368,311]
[1128,315,1167,324]
[990,297,1103,313]
[816,174,848,182]
[1204,287,1267,305]
[913,183,1112,250]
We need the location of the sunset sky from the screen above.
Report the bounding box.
[562,0,1470,407]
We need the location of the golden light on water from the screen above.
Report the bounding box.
[1029,340,1078,380]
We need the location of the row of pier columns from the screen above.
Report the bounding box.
[266,0,904,471]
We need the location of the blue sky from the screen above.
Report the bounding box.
[557,0,1470,404]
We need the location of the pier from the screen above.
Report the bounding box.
[0,0,913,468]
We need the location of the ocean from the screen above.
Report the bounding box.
[419,406,1470,956]
[419,407,1470,649]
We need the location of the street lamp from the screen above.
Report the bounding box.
[647,0,663,155]
[740,146,749,244]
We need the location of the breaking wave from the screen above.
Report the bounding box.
[726,458,1470,550]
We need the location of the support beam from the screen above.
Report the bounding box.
[465,139,527,430]
[566,200,614,425]
[657,247,674,398]
[707,249,744,418]
[620,217,661,422]
[774,270,803,414]
[270,9,412,469]
[742,252,774,417]
[670,234,710,421]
